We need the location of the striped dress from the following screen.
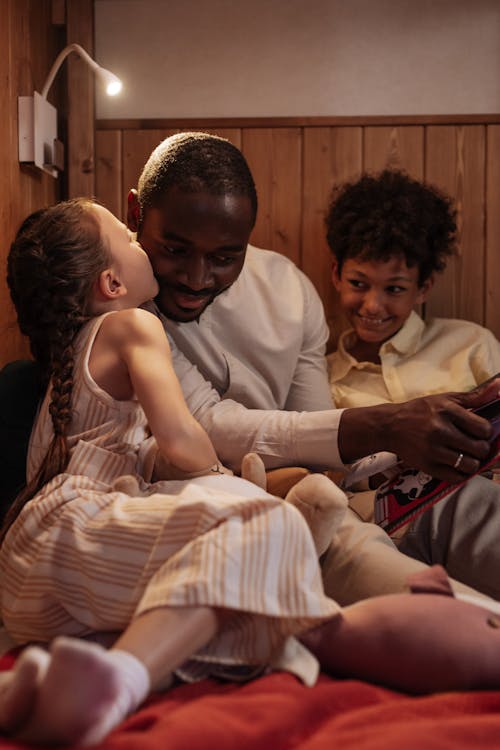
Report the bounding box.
[0,314,340,684]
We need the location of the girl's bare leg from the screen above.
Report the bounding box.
[0,605,218,747]
[113,604,219,689]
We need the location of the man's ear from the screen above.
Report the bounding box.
[127,189,140,232]
[416,274,434,304]
[97,268,127,300]
[331,260,342,292]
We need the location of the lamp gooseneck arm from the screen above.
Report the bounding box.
[41,43,99,99]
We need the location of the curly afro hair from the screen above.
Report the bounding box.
[325,170,457,285]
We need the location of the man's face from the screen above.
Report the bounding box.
[134,188,254,322]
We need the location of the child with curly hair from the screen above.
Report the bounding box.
[326,170,500,409]
[325,170,500,557]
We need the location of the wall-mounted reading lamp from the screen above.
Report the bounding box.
[18,43,122,177]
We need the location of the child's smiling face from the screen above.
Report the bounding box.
[333,255,433,348]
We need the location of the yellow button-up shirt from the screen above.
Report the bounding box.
[328,311,500,408]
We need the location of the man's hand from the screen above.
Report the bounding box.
[339,376,500,482]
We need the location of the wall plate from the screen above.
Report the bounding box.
[18,92,62,177]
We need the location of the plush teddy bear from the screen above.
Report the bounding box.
[240,452,347,556]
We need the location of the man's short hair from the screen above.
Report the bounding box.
[137,132,258,224]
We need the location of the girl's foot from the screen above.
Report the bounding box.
[1,637,150,746]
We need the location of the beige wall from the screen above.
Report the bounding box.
[95,0,500,119]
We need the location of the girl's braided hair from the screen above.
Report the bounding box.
[1,198,111,542]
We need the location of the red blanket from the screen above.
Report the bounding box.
[1,662,500,750]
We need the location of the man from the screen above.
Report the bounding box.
[126,132,500,603]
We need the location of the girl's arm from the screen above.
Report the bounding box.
[92,309,219,475]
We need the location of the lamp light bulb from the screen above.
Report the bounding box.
[106,79,122,96]
[95,65,123,97]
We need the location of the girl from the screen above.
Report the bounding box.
[0,198,345,744]
[2,199,500,748]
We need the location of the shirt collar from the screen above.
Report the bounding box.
[330,329,380,382]
[379,310,425,356]
[330,310,425,382]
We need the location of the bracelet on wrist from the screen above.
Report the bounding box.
[210,462,224,475]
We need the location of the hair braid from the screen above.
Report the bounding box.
[46,326,79,471]
[1,198,111,544]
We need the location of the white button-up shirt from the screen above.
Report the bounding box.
[147,245,344,471]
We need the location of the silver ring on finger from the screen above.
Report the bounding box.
[454,452,465,470]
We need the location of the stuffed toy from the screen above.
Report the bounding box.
[151,448,348,557]
[241,452,347,555]
[302,563,500,693]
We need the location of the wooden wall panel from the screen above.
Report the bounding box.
[0,0,19,365]
[301,127,362,347]
[456,127,486,325]
[66,0,95,198]
[95,116,500,345]
[95,129,122,218]
[363,126,424,179]
[121,129,178,218]
[486,126,500,337]
[242,128,302,264]
[0,0,64,367]
[425,126,485,325]
[425,126,459,320]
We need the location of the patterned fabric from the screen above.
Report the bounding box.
[0,314,339,684]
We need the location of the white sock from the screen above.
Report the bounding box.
[4,637,152,747]
[77,646,151,746]
[103,648,151,713]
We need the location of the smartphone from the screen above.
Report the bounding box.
[473,397,500,439]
